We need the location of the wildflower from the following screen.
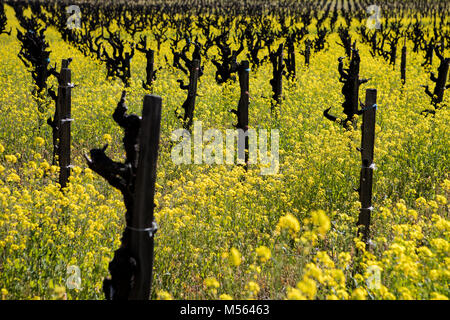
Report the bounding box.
[428,200,439,212]
[5,155,17,164]
[430,238,449,253]
[245,281,260,296]
[336,289,349,300]
[276,213,300,234]
[378,285,396,299]
[72,166,82,175]
[418,246,433,258]
[353,273,365,286]
[415,197,427,208]
[204,277,220,289]
[255,246,271,262]
[304,263,324,283]
[50,165,59,174]
[229,248,242,267]
[0,143,4,153]
[429,269,440,280]
[338,252,351,268]
[331,269,346,287]
[103,134,112,144]
[435,195,447,206]
[6,173,20,183]
[441,180,450,192]
[380,207,392,219]
[430,292,448,300]
[219,294,233,300]
[395,201,407,214]
[316,251,335,268]
[407,209,418,220]
[296,277,317,299]
[354,238,366,251]
[432,215,450,232]
[287,287,306,300]
[40,161,50,171]
[157,290,173,300]
[311,210,331,237]
[399,287,414,300]
[249,264,261,273]
[34,137,45,147]
[52,286,66,300]
[351,288,367,300]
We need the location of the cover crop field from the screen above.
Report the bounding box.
[0,0,448,300]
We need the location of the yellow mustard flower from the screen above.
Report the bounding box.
[351,288,367,300]
[276,213,300,234]
[255,246,271,263]
[229,248,242,267]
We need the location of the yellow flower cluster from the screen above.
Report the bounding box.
[255,246,271,263]
[229,248,242,267]
[0,4,448,300]
[276,213,300,235]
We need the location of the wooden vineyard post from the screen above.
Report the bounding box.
[61,58,71,69]
[401,45,407,85]
[128,95,162,300]
[85,93,162,300]
[285,41,296,80]
[270,44,284,112]
[183,59,200,130]
[57,60,73,189]
[237,60,249,169]
[276,43,283,106]
[357,89,377,244]
[305,40,311,66]
[146,49,155,88]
